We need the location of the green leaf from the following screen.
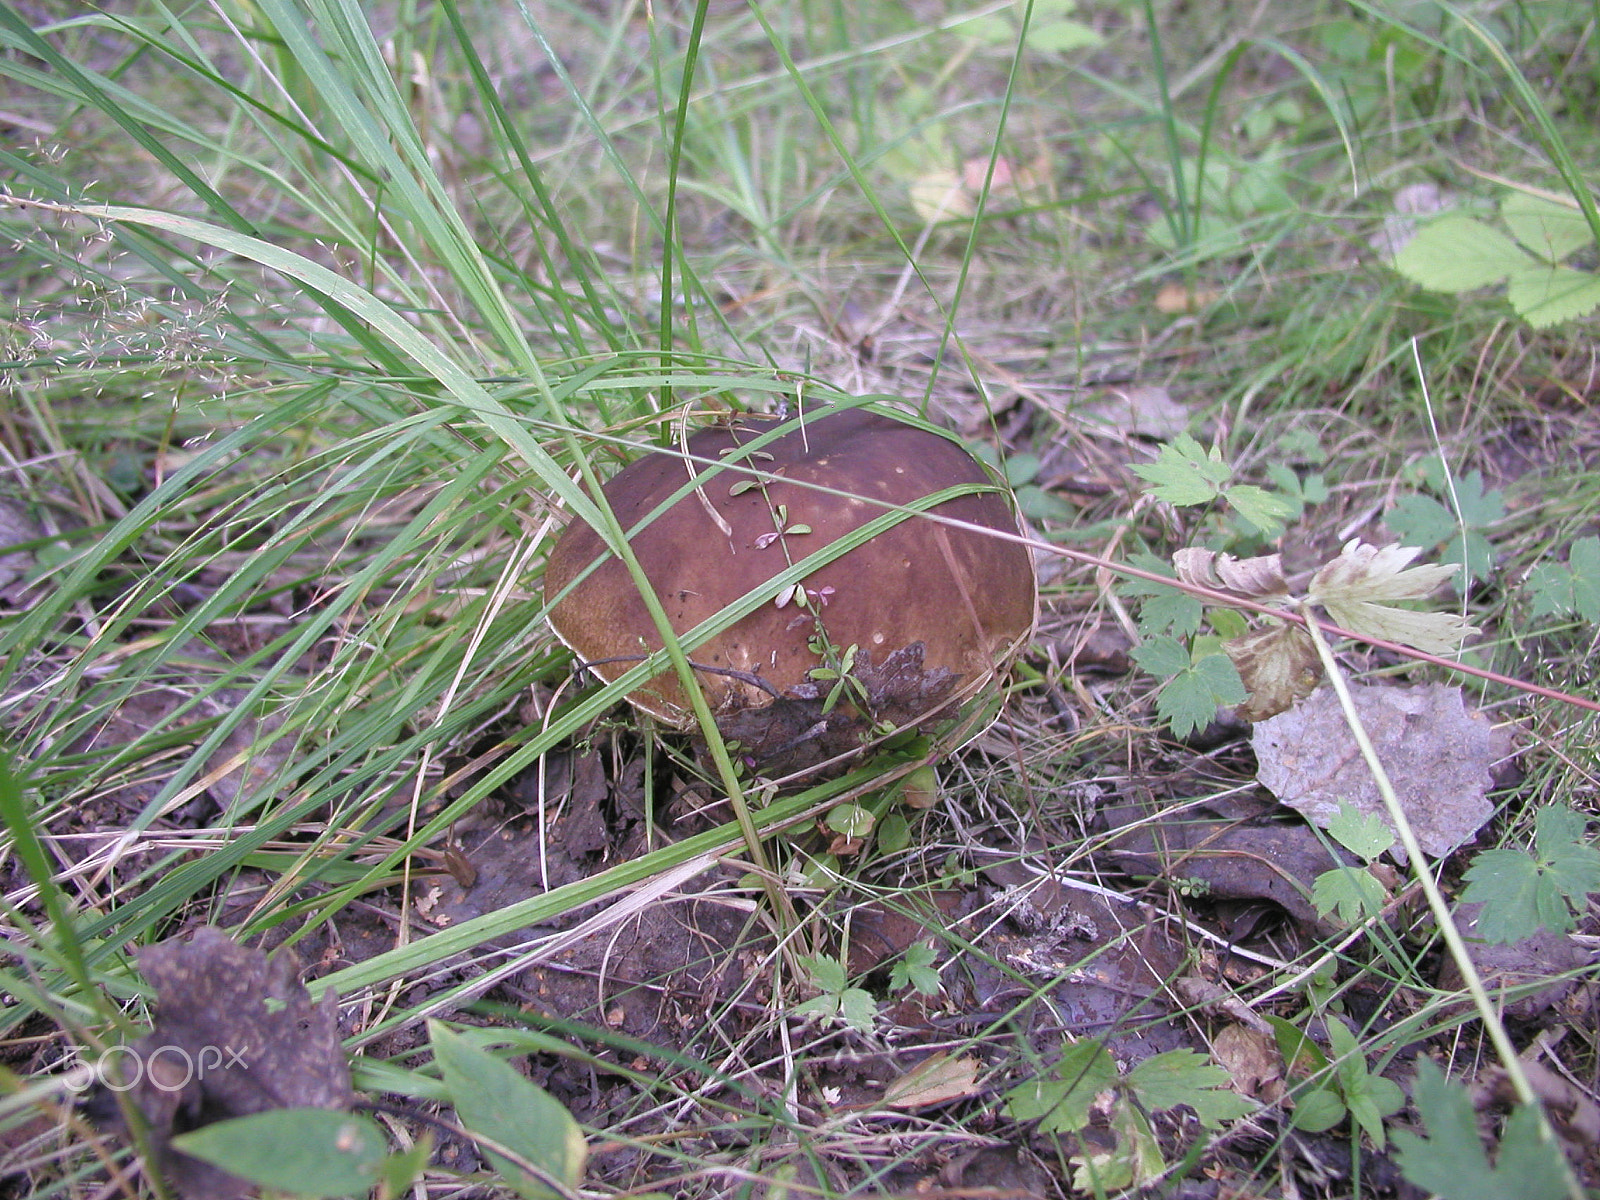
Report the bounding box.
[837,987,879,1032]
[890,942,942,997]
[826,803,874,838]
[1459,848,1561,942]
[1291,1087,1347,1132]
[800,955,848,994]
[1125,1050,1253,1128]
[1002,1039,1118,1133]
[1501,192,1596,263]
[876,812,912,855]
[1327,803,1395,861]
[1394,215,1536,290]
[1130,434,1231,506]
[1137,588,1204,638]
[1526,537,1600,622]
[1387,492,1458,550]
[1312,866,1390,926]
[1223,484,1297,535]
[1003,453,1042,486]
[1450,471,1506,528]
[430,1023,587,1199]
[1144,652,1246,739]
[1393,1058,1569,1200]
[1131,636,1192,679]
[1507,264,1600,327]
[170,1109,388,1198]
[1566,538,1600,621]
[1533,803,1590,857]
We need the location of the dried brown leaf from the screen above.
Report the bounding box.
[1309,540,1476,654]
[881,1052,984,1110]
[1224,623,1322,721]
[1173,548,1289,600]
[1253,683,1510,859]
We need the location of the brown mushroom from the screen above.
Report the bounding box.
[543,405,1037,776]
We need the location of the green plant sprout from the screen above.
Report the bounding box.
[793,955,878,1033]
[1311,802,1398,927]
[1003,1041,1252,1190]
[1266,1014,1404,1148]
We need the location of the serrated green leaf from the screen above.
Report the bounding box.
[1328,803,1395,861]
[1450,471,1506,528]
[801,955,847,993]
[1394,215,1536,290]
[1507,263,1600,327]
[171,1109,388,1198]
[1126,1050,1253,1128]
[430,1023,587,1199]
[1153,666,1231,739]
[1459,849,1555,942]
[1313,866,1390,926]
[1192,652,1247,701]
[1525,560,1575,618]
[1130,434,1231,506]
[1570,538,1600,620]
[1003,1039,1118,1133]
[1442,528,1496,585]
[838,988,879,1032]
[1533,803,1588,854]
[1491,1103,1576,1200]
[1131,636,1192,679]
[1387,493,1458,550]
[1137,588,1204,638]
[1501,192,1597,263]
[1544,843,1600,899]
[1223,484,1296,534]
[1527,537,1600,622]
[1393,1058,1568,1200]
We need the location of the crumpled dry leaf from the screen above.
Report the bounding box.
[1174,548,1289,601]
[1225,623,1322,721]
[1253,683,1511,859]
[1436,901,1589,1022]
[1208,1024,1283,1102]
[1309,539,1477,654]
[880,1052,983,1110]
[91,927,351,1200]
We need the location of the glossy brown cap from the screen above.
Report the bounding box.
[543,406,1037,772]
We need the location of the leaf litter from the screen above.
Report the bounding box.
[88,926,352,1200]
[1252,682,1512,860]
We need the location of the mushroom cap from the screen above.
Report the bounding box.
[543,405,1037,773]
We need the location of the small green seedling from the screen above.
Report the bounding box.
[1267,1014,1404,1148]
